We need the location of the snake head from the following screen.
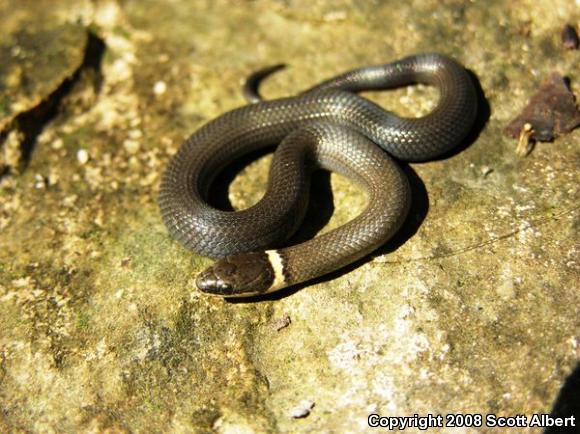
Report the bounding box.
[196,252,276,297]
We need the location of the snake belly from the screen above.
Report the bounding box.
[159,53,477,297]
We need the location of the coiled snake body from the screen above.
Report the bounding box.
[159,53,477,297]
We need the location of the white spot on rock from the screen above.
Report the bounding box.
[76,149,89,165]
[288,399,315,418]
[153,81,167,95]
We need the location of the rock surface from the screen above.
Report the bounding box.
[0,0,578,432]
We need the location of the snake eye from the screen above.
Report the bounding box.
[196,252,275,297]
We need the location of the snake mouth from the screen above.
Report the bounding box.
[195,252,276,297]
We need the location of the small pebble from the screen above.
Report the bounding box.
[271,313,292,331]
[63,194,78,207]
[77,149,89,165]
[153,81,167,95]
[47,171,59,186]
[123,139,140,154]
[51,138,64,150]
[34,174,47,189]
[93,210,104,227]
[89,250,101,259]
[481,166,493,177]
[288,400,315,419]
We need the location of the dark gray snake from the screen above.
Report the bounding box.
[159,53,477,297]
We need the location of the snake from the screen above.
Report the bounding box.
[159,53,477,297]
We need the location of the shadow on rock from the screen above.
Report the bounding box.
[435,69,490,161]
[545,363,580,434]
